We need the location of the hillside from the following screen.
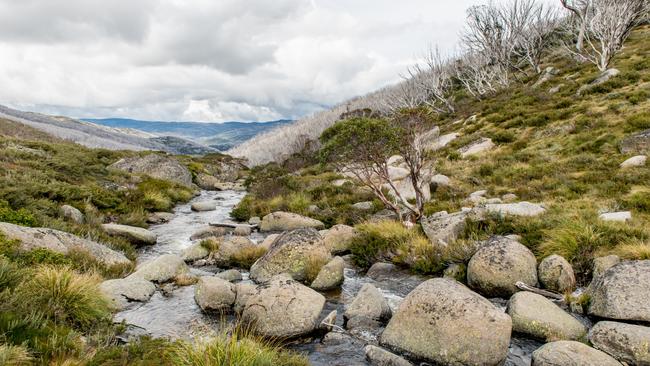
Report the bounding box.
[0,105,215,155]
[85,118,293,151]
[233,25,650,281]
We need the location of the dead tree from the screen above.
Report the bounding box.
[408,47,456,113]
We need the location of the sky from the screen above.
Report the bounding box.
[0,0,555,123]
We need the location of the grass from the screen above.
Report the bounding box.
[0,344,32,366]
[231,246,268,269]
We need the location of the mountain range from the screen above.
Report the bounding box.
[83,118,293,151]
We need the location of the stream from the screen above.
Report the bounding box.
[115,190,546,366]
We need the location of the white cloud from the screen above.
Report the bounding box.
[0,0,555,122]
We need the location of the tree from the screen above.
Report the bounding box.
[408,47,456,113]
[560,0,591,52]
[573,0,648,71]
[319,116,433,222]
[512,1,561,74]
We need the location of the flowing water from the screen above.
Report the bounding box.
[114,190,560,366]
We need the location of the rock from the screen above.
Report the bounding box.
[109,154,192,187]
[259,211,324,232]
[420,210,468,247]
[130,254,188,283]
[233,225,251,236]
[101,223,157,245]
[621,129,650,155]
[332,179,351,187]
[502,193,518,202]
[426,132,459,152]
[249,228,330,283]
[538,255,576,293]
[486,198,503,204]
[533,66,559,87]
[248,216,261,225]
[233,282,256,314]
[195,173,222,190]
[191,201,217,212]
[380,278,512,366]
[588,260,650,322]
[322,224,358,254]
[210,236,258,267]
[387,155,405,167]
[319,310,337,332]
[467,236,538,297]
[620,155,647,168]
[215,269,242,282]
[598,211,632,222]
[549,84,564,94]
[213,181,246,191]
[577,68,620,95]
[100,277,156,310]
[592,255,620,280]
[430,174,450,187]
[181,243,210,262]
[59,205,84,224]
[364,345,413,366]
[344,283,391,324]
[383,167,431,201]
[146,212,174,224]
[259,234,279,250]
[370,209,399,222]
[458,137,495,157]
[310,256,344,291]
[467,190,488,204]
[352,201,373,211]
[241,275,326,338]
[532,341,622,366]
[194,276,236,312]
[589,321,650,366]
[485,202,546,217]
[367,262,398,280]
[0,222,130,267]
[189,226,228,241]
[507,291,587,341]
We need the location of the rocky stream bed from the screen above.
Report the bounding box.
[113,190,606,366]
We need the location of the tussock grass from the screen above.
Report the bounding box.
[231,245,268,269]
[0,344,32,366]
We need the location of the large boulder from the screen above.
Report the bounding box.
[189,226,229,241]
[59,205,84,224]
[459,137,495,157]
[598,211,632,222]
[344,283,391,324]
[102,223,157,245]
[109,154,192,187]
[233,282,256,314]
[620,155,646,168]
[577,68,620,95]
[507,291,587,341]
[467,236,538,297]
[241,275,326,339]
[194,276,236,312]
[426,132,459,152]
[0,222,130,267]
[99,277,156,310]
[215,269,242,282]
[249,228,330,283]
[592,255,620,280]
[620,128,650,155]
[210,236,258,267]
[310,256,344,291]
[146,212,174,224]
[322,224,358,254]
[195,173,222,190]
[589,321,650,366]
[380,278,512,366]
[259,211,324,232]
[588,260,650,322]
[485,202,546,217]
[538,255,576,293]
[531,341,622,366]
[181,243,210,262]
[130,254,188,283]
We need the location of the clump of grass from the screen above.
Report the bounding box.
[87,336,176,366]
[230,246,267,269]
[174,273,198,286]
[142,190,172,212]
[200,238,221,253]
[15,266,110,328]
[0,344,32,366]
[167,328,308,366]
[303,252,329,283]
[604,242,650,260]
[350,220,425,269]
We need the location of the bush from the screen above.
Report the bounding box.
[350,221,422,269]
[88,336,175,366]
[624,112,650,132]
[15,266,110,328]
[0,200,38,227]
[167,329,308,366]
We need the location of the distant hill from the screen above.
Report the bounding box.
[83,118,293,151]
[0,105,215,155]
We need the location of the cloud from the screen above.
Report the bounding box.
[0,0,552,122]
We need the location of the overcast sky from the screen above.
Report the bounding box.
[0,0,552,123]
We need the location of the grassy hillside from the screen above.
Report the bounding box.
[234,25,650,284]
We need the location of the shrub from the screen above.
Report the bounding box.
[88,336,175,366]
[624,112,650,132]
[0,200,38,227]
[0,256,24,291]
[0,344,32,366]
[167,329,308,366]
[491,131,516,144]
[350,221,424,269]
[15,266,110,328]
[622,191,650,213]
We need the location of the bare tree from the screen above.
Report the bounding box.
[408,47,456,113]
[560,0,591,52]
[453,52,509,99]
[512,1,561,73]
[382,77,427,114]
[563,0,648,71]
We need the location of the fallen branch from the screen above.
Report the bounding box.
[516,281,564,301]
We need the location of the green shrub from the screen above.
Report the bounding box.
[491,131,516,144]
[622,191,650,213]
[15,266,110,328]
[0,256,24,291]
[0,201,38,227]
[350,221,421,269]
[624,112,650,132]
[88,336,176,366]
